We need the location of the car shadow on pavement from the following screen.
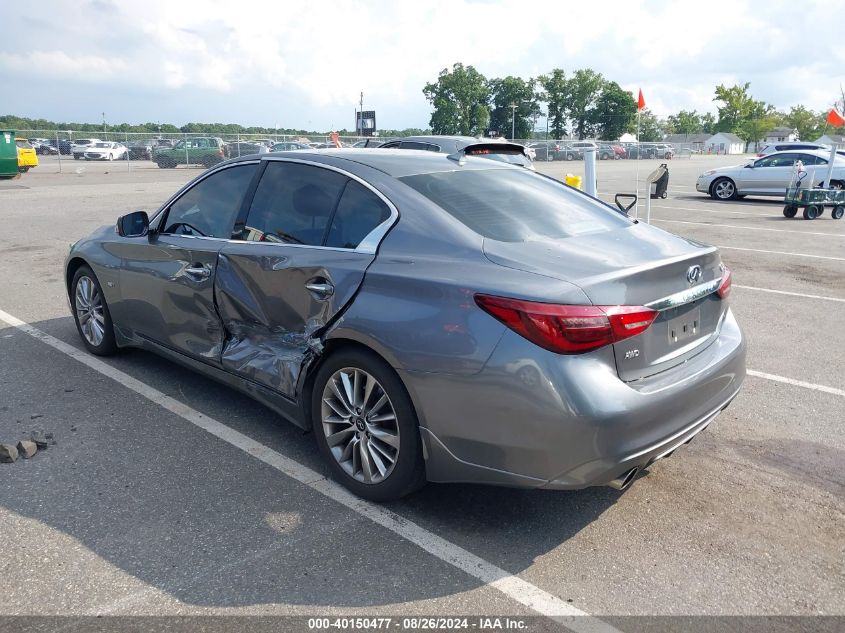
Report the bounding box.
[0,316,620,610]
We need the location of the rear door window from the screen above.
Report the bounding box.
[325,181,391,249]
[162,163,258,238]
[400,168,629,242]
[239,161,346,245]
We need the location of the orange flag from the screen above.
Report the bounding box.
[827,108,845,128]
[637,89,646,111]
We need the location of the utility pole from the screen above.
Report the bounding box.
[102,112,106,136]
[359,91,364,137]
[510,103,517,140]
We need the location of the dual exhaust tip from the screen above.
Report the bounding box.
[607,467,640,491]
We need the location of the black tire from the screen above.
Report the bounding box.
[803,205,820,220]
[201,157,218,169]
[832,205,844,220]
[660,191,668,199]
[70,265,118,356]
[783,205,798,218]
[311,348,425,501]
[73,155,81,160]
[710,177,738,201]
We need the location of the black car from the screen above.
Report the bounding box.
[47,139,73,155]
[127,141,155,160]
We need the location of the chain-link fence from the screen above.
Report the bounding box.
[14,130,397,173]
[15,128,741,174]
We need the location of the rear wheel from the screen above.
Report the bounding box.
[803,205,820,220]
[71,266,117,356]
[312,349,425,501]
[711,177,737,201]
[783,205,798,218]
[832,205,844,220]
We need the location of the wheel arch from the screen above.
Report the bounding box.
[300,335,431,469]
[65,256,90,297]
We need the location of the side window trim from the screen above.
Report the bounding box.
[228,156,399,254]
[155,161,261,239]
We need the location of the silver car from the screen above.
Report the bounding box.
[65,149,745,501]
[697,149,845,200]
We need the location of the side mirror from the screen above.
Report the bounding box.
[116,211,150,237]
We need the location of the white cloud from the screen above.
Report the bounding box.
[1,0,844,127]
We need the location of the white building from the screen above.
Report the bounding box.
[764,127,798,143]
[814,134,845,149]
[705,133,745,154]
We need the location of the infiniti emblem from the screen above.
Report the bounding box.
[686,265,702,285]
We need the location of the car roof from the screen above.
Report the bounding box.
[764,149,837,157]
[223,148,516,178]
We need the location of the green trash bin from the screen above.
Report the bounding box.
[0,130,19,179]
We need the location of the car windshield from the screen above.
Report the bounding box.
[400,168,629,243]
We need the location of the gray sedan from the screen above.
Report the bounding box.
[65,149,745,501]
[697,150,845,200]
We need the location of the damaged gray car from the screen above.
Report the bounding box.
[65,149,745,501]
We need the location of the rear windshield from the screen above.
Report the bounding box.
[400,168,629,242]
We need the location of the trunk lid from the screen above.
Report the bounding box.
[483,223,726,381]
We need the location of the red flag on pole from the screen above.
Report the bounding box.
[827,108,845,128]
[637,89,646,111]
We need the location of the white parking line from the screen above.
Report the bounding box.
[0,308,616,633]
[715,245,845,262]
[652,218,844,238]
[734,284,845,303]
[747,370,845,398]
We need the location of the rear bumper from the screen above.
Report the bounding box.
[404,308,746,489]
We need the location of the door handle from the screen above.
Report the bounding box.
[185,264,211,279]
[305,280,334,299]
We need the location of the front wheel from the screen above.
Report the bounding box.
[803,205,820,220]
[71,266,117,356]
[783,205,798,218]
[711,178,737,200]
[312,349,425,501]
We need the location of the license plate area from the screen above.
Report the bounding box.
[667,307,701,345]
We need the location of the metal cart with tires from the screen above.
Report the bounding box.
[783,187,845,220]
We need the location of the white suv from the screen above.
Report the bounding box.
[757,141,827,157]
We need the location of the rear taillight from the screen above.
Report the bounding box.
[717,266,732,299]
[474,294,657,354]
[218,149,224,157]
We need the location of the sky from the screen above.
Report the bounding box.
[2,0,843,131]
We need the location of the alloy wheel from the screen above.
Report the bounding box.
[321,367,400,484]
[714,179,735,199]
[74,276,105,346]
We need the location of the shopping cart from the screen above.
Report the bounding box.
[782,161,845,220]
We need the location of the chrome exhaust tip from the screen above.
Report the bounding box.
[607,467,639,491]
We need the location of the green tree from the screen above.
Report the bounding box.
[713,82,757,132]
[488,76,542,139]
[567,69,605,139]
[423,63,490,136]
[701,112,717,134]
[782,105,825,142]
[628,108,662,142]
[590,81,636,140]
[667,110,704,135]
[538,69,569,138]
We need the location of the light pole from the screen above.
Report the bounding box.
[509,99,531,140]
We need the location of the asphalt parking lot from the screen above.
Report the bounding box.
[0,154,843,630]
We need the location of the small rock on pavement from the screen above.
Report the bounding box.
[30,431,49,449]
[16,440,37,459]
[0,443,19,463]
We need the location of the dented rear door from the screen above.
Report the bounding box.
[214,160,394,399]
